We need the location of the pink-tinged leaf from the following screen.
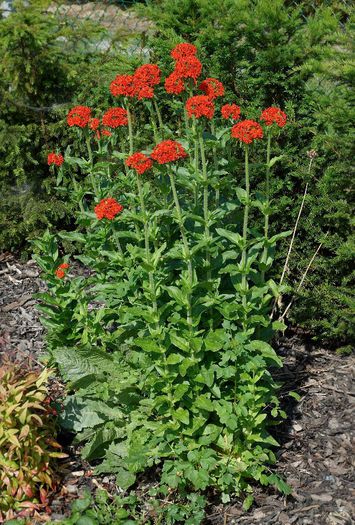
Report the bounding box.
[18,501,39,509]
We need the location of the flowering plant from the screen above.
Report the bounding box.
[35,43,292,509]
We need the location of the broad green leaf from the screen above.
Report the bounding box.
[116,468,136,490]
[246,340,283,367]
[216,228,243,248]
[134,337,162,354]
[166,353,184,365]
[173,407,190,425]
[205,329,226,352]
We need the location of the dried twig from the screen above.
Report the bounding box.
[279,234,328,321]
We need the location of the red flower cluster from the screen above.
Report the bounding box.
[55,263,69,279]
[151,140,188,164]
[94,198,124,220]
[47,152,64,167]
[165,42,202,95]
[260,107,287,127]
[89,118,100,130]
[165,73,185,95]
[174,56,202,82]
[199,78,224,99]
[185,95,214,119]
[231,120,263,144]
[110,74,136,98]
[221,104,241,121]
[67,106,91,128]
[102,108,128,128]
[171,43,197,60]
[126,152,153,175]
[110,64,161,100]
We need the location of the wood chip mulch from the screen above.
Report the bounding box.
[0,253,354,525]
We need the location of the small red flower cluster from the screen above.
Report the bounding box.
[102,108,128,128]
[55,263,69,279]
[47,152,64,167]
[231,120,264,144]
[199,78,224,99]
[165,43,202,95]
[260,106,287,128]
[151,140,188,164]
[186,95,215,120]
[221,104,241,121]
[67,106,91,128]
[110,64,161,100]
[94,198,124,220]
[126,152,153,175]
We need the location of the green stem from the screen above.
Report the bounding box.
[241,145,250,313]
[126,103,134,155]
[153,99,164,137]
[149,102,160,142]
[169,172,193,329]
[261,131,271,282]
[199,135,211,280]
[193,118,199,207]
[136,173,158,319]
[211,121,220,207]
[86,134,98,195]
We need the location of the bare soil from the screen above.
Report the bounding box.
[0,253,354,525]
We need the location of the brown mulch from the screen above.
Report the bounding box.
[0,253,354,525]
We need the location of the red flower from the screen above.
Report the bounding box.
[89,118,100,130]
[199,78,224,99]
[134,64,161,87]
[171,43,197,61]
[55,263,69,279]
[47,153,64,167]
[94,198,124,220]
[67,106,91,128]
[126,152,153,175]
[221,104,241,121]
[135,85,155,100]
[102,108,128,128]
[110,74,135,98]
[151,140,188,164]
[96,129,112,140]
[174,56,202,81]
[165,73,185,95]
[185,95,214,119]
[231,120,263,144]
[260,107,287,128]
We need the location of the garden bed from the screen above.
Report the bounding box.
[0,253,353,525]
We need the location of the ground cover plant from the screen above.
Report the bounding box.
[31,43,301,522]
[0,364,66,522]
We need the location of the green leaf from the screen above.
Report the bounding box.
[267,474,292,495]
[173,407,190,425]
[242,495,254,511]
[166,353,184,365]
[246,340,283,367]
[52,347,113,382]
[204,329,226,352]
[289,391,301,401]
[235,186,248,203]
[116,468,136,490]
[179,358,195,377]
[194,395,214,412]
[58,231,87,243]
[134,337,162,354]
[268,155,284,168]
[216,228,243,248]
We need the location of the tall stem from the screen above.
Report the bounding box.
[169,172,193,329]
[126,103,134,155]
[149,102,160,142]
[241,146,250,313]
[261,131,271,281]
[136,173,158,318]
[211,121,220,207]
[153,99,164,137]
[86,134,98,195]
[199,135,211,280]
